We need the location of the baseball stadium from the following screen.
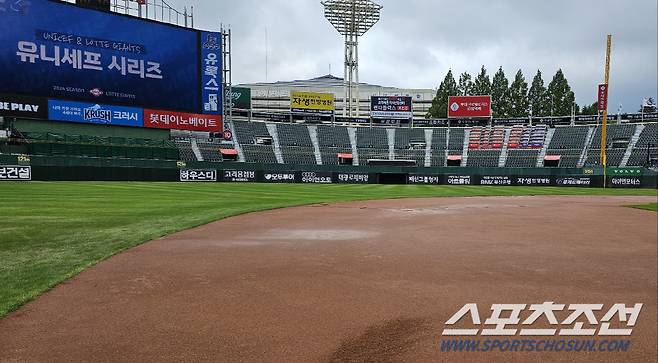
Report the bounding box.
[0,0,656,362]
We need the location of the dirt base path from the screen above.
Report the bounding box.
[1,196,656,362]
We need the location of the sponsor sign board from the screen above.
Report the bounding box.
[446,175,472,185]
[0,93,48,119]
[222,170,257,183]
[0,165,31,181]
[144,109,222,132]
[227,87,252,110]
[48,99,142,127]
[290,91,334,115]
[609,177,644,188]
[556,177,592,187]
[479,176,513,186]
[448,96,492,118]
[299,171,333,184]
[408,174,441,185]
[370,96,413,119]
[335,173,370,184]
[515,177,552,186]
[263,172,296,183]
[610,168,643,176]
[179,169,217,182]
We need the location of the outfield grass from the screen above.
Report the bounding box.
[629,203,658,212]
[0,182,656,317]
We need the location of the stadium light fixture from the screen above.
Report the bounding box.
[322,0,382,118]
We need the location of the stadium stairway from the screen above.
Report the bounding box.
[536,128,556,167]
[621,124,645,167]
[626,123,658,167]
[577,126,596,167]
[265,123,284,164]
[387,129,395,160]
[444,128,451,166]
[307,125,323,165]
[461,128,471,166]
[497,128,512,167]
[348,127,359,166]
[227,121,246,162]
[584,124,637,167]
[424,129,433,167]
[191,139,203,161]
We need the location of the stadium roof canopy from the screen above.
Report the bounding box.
[237,74,389,89]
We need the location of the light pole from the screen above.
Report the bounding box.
[322,0,382,118]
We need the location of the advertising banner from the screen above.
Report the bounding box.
[334,116,370,124]
[227,87,252,110]
[200,32,222,115]
[48,99,143,127]
[0,93,48,119]
[0,0,201,112]
[515,176,552,186]
[263,172,296,183]
[556,177,593,187]
[144,109,222,132]
[408,174,441,185]
[0,165,31,181]
[180,169,217,182]
[445,175,472,185]
[608,177,644,188]
[448,96,492,118]
[598,84,609,112]
[370,96,413,119]
[609,168,643,176]
[334,173,370,184]
[291,91,334,115]
[299,171,332,184]
[222,170,257,183]
[478,176,513,186]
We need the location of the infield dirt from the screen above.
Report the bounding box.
[0,196,656,362]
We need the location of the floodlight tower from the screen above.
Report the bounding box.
[322,0,382,118]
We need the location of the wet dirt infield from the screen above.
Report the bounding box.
[1,196,656,362]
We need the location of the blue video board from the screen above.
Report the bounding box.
[0,0,204,112]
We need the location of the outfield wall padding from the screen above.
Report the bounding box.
[1,154,656,188]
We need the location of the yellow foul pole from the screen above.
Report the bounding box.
[600,35,612,175]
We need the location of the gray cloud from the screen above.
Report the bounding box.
[173,0,656,111]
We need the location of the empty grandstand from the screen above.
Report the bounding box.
[276,123,317,165]
[545,126,592,168]
[4,116,657,171]
[232,121,278,164]
[219,120,657,170]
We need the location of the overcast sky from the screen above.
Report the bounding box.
[170,0,656,111]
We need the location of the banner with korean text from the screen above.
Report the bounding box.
[448,96,492,118]
[0,0,210,113]
[144,109,222,132]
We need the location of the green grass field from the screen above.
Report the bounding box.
[630,203,658,212]
[0,182,656,318]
